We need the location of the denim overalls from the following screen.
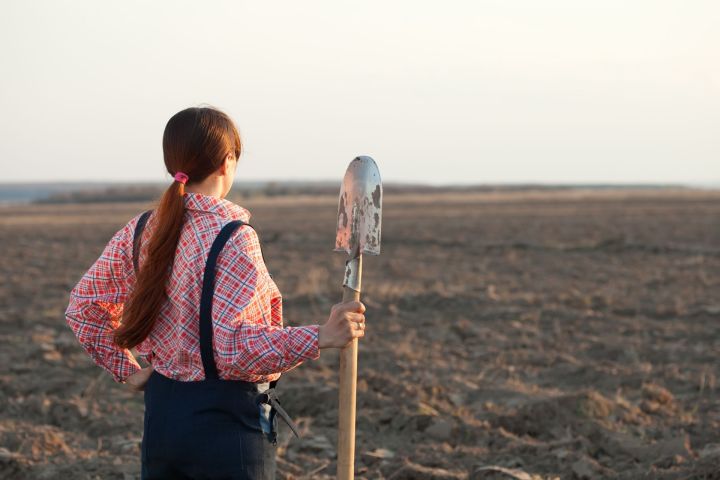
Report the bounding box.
[133,213,298,480]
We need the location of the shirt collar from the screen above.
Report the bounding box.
[183,192,251,222]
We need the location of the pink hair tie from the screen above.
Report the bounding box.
[174,171,189,184]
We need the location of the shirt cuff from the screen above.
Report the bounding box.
[289,324,320,362]
[307,324,320,360]
[113,351,143,383]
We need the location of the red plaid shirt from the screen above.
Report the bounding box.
[65,192,320,384]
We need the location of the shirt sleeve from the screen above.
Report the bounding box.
[65,218,142,383]
[213,225,320,377]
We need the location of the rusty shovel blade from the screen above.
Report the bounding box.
[335,156,382,256]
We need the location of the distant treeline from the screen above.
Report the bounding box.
[29,182,683,205]
[33,182,348,204]
[34,185,163,204]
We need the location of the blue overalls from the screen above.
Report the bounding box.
[133,215,299,480]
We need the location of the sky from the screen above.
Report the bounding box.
[0,1,718,185]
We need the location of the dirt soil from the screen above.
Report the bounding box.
[1,189,719,479]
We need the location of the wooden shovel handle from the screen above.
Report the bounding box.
[337,285,360,480]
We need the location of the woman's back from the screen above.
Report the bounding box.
[65,191,320,385]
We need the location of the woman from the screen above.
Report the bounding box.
[64,106,366,479]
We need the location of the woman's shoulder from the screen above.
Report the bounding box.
[103,209,156,257]
[226,221,261,256]
[222,221,274,274]
[115,209,154,245]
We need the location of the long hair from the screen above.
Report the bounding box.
[113,106,242,349]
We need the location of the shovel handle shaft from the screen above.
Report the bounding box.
[338,256,362,480]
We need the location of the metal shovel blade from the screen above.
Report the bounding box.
[335,156,382,256]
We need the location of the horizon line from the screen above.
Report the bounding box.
[1,179,719,189]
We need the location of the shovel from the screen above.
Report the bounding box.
[334,156,382,480]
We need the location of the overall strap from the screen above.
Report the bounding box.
[199,220,247,380]
[132,210,153,273]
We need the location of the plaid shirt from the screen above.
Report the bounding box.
[65,192,320,384]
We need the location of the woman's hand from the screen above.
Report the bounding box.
[318,301,366,349]
[125,365,154,392]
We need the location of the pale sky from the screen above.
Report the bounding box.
[0,1,718,185]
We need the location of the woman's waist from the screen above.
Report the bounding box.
[148,361,281,384]
[147,368,277,393]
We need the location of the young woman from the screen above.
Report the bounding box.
[65,106,366,479]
